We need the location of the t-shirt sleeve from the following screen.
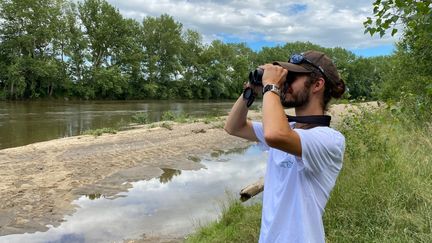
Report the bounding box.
[252,121,270,151]
[294,128,345,173]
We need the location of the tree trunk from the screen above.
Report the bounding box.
[94,50,104,68]
[48,82,53,97]
[10,82,14,99]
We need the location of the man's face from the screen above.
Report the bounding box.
[281,74,311,108]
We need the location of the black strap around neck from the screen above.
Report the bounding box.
[286,115,331,127]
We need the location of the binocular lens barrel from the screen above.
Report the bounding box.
[248,68,264,85]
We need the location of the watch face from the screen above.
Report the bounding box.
[243,87,253,99]
[263,84,280,96]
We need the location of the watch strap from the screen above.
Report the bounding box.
[263,84,280,96]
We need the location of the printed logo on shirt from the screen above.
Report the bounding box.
[280,159,294,168]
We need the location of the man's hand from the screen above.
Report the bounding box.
[260,64,288,88]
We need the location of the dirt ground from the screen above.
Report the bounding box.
[0,102,380,239]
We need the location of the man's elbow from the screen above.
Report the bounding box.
[264,130,302,156]
[264,132,283,147]
[224,123,237,135]
[224,125,233,135]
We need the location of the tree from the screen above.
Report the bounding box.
[141,14,184,93]
[343,57,389,99]
[63,2,87,85]
[0,0,70,98]
[364,0,431,38]
[178,29,204,99]
[115,18,144,95]
[77,0,133,98]
[198,41,253,99]
[78,0,124,69]
[364,0,431,120]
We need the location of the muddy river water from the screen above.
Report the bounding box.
[0,100,238,150]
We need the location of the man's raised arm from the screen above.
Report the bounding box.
[224,94,258,142]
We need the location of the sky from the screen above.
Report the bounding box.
[106,0,400,57]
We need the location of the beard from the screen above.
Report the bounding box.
[281,85,310,108]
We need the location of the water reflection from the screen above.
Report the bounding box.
[86,194,103,201]
[0,145,267,243]
[159,168,182,184]
[187,155,201,163]
[210,147,249,158]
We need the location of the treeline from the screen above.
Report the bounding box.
[0,0,395,100]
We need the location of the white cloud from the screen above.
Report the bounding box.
[107,0,400,50]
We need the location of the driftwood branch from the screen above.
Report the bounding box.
[240,177,264,202]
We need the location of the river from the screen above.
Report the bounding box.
[0,100,239,150]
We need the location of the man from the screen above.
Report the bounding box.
[224,50,346,242]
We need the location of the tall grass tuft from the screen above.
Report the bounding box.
[161,110,190,123]
[186,197,262,243]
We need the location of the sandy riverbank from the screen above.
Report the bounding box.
[0,102,380,239]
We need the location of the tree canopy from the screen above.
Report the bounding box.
[0,0,400,101]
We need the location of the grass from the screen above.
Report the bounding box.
[161,110,190,123]
[82,127,117,137]
[160,122,173,130]
[79,111,224,138]
[211,121,225,129]
[186,107,432,242]
[130,111,224,130]
[186,196,262,243]
[192,115,224,125]
[131,112,150,124]
[131,111,192,126]
[153,111,225,130]
[324,108,432,242]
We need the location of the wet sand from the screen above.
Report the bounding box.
[0,102,379,239]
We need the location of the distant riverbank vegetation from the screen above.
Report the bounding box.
[0,0,394,101]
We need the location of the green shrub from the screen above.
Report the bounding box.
[160,122,173,130]
[161,111,176,121]
[160,111,191,123]
[131,112,150,124]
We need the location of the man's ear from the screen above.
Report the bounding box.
[312,78,325,93]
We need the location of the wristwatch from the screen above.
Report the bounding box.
[263,84,281,96]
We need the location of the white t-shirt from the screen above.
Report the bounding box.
[252,122,345,243]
